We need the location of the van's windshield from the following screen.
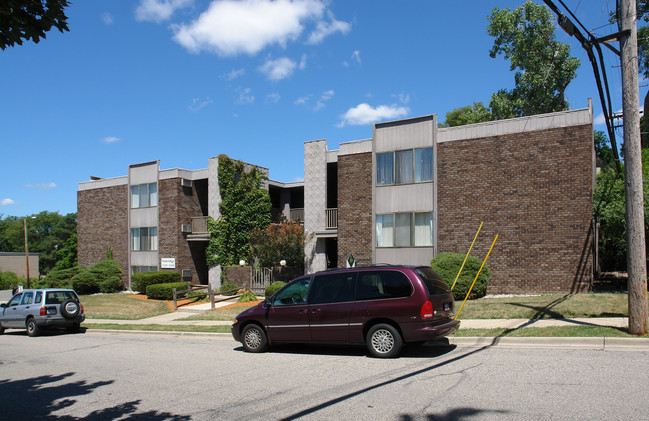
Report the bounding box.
[415,267,451,296]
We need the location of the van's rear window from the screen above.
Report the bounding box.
[415,267,451,296]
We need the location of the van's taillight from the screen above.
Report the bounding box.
[420,301,433,319]
[40,307,47,316]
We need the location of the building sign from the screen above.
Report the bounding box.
[346,254,356,268]
[161,258,176,269]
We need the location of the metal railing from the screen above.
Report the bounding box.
[290,208,304,222]
[191,216,208,234]
[326,208,337,229]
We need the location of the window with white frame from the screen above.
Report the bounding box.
[376,147,433,186]
[376,212,433,247]
[131,227,158,251]
[130,183,158,208]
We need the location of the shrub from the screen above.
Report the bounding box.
[40,266,81,289]
[72,267,100,295]
[265,281,286,298]
[431,252,491,301]
[131,271,181,294]
[146,282,189,300]
[238,290,259,302]
[219,281,239,296]
[0,271,20,290]
[90,259,123,293]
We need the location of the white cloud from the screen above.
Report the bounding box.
[337,103,410,127]
[299,53,307,70]
[314,89,334,111]
[306,10,351,44]
[189,97,213,111]
[294,95,310,105]
[224,68,245,81]
[259,57,296,81]
[171,0,327,56]
[24,182,57,190]
[351,50,361,64]
[1,198,17,206]
[135,0,193,23]
[102,136,120,144]
[266,93,281,103]
[236,87,255,104]
[101,13,114,25]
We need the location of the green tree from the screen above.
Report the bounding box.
[0,211,77,275]
[0,0,70,50]
[487,1,580,119]
[252,218,305,268]
[595,130,616,169]
[207,155,272,267]
[440,102,493,127]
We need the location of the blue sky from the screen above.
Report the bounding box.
[0,0,641,217]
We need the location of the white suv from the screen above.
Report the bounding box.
[0,289,85,337]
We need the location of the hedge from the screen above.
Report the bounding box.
[146,282,189,300]
[132,271,181,294]
[90,259,123,293]
[71,267,100,295]
[219,281,240,296]
[431,252,491,301]
[265,281,286,298]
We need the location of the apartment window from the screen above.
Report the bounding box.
[131,227,158,251]
[376,147,433,185]
[376,152,394,186]
[131,183,158,208]
[376,214,394,247]
[131,266,158,274]
[395,150,413,184]
[376,212,433,247]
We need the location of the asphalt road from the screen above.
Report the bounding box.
[1,330,648,420]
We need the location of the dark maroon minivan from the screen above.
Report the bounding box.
[231,265,459,358]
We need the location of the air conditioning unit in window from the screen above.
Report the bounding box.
[181,178,192,187]
[182,269,192,278]
[181,224,192,233]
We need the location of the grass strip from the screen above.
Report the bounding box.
[455,326,649,338]
[83,324,231,333]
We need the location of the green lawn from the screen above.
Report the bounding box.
[81,293,171,320]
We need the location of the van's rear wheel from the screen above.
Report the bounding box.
[241,324,268,353]
[367,324,402,358]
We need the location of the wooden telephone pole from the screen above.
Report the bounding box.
[620,0,648,335]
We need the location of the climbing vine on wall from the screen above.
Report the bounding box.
[206,154,272,267]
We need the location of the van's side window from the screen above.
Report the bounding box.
[272,278,311,306]
[309,273,356,304]
[356,271,412,300]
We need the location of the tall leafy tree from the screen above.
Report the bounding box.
[440,102,493,127]
[487,1,580,119]
[0,0,70,50]
[0,211,77,275]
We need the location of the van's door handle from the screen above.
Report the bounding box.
[298,309,308,314]
[310,309,321,314]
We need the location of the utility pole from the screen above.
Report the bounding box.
[620,0,648,335]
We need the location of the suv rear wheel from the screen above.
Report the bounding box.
[26,318,40,337]
[367,323,402,358]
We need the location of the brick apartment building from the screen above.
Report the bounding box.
[78,102,594,294]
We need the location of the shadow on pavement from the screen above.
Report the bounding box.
[0,372,190,420]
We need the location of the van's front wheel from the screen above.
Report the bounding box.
[241,324,269,353]
[366,323,402,358]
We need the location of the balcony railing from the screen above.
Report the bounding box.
[326,208,337,229]
[290,208,304,222]
[191,216,208,234]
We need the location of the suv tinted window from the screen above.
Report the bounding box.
[309,272,356,304]
[45,291,78,305]
[272,278,311,306]
[356,271,412,300]
[415,267,451,295]
[7,294,22,307]
[21,292,34,305]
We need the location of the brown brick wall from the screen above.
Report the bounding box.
[77,185,129,284]
[337,152,373,266]
[437,124,594,294]
[158,179,207,285]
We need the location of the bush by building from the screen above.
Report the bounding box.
[146,282,189,300]
[265,281,286,298]
[431,252,491,301]
[131,271,181,294]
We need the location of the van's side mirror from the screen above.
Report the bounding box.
[264,298,272,307]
